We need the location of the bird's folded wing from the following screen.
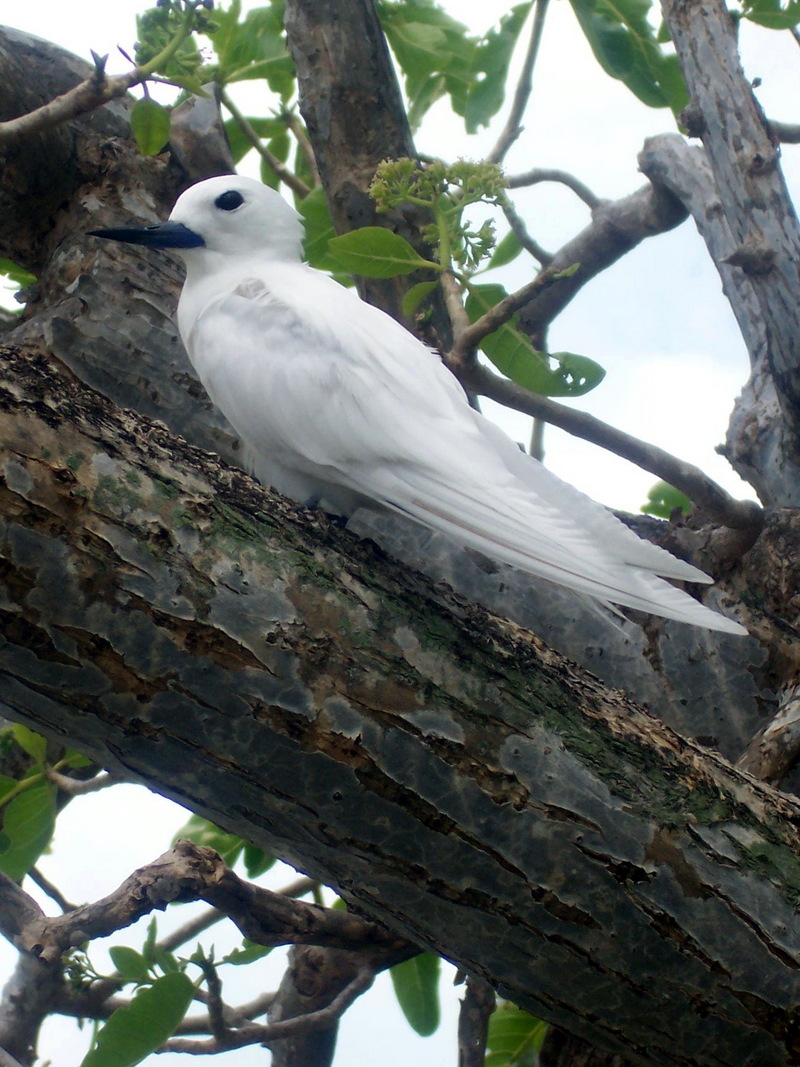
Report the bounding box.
[186,271,744,633]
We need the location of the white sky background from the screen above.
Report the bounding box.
[1,2,799,1065]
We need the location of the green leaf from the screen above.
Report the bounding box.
[568,0,688,112]
[380,2,533,130]
[742,0,800,28]
[242,843,275,879]
[485,230,523,271]
[153,947,180,974]
[62,748,93,769]
[142,917,158,964]
[0,779,56,882]
[466,285,605,397]
[209,0,295,98]
[223,940,272,966]
[299,187,350,280]
[464,3,534,132]
[389,952,441,1036]
[130,98,171,157]
[172,814,244,868]
[641,480,692,519]
[486,1003,548,1066]
[0,258,36,289]
[328,228,439,278]
[223,115,285,165]
[402,280,439,317]
[549,352,606,395]
[80,972,194,1067]
[10,725,46,764]
[110,947,152,985]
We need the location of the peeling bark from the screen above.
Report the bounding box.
[0,343,799,1065]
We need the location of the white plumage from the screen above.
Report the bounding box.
[93,175,746,635]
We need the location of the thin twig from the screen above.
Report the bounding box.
[163,966,374,1053]
[440,272,471,338]
[282,109,321,186]
[47,770,119,796]
[500,197,552,265]
[219,88,311,199]
[452,269,563,358]
[0,4,200,146]
[197,958,227,1042]
[457,360,763,534]
[0,64,142,145]
[176,992,276,1035]
[488,0,550,164]
[507,167,601,209]
[28,868,75,914]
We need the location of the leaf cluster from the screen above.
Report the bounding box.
[377,0,534,131]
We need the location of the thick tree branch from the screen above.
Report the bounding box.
[661,0,800,432]
[0,342,798,1064]
[0,841,408,967]
[639,132,800,509]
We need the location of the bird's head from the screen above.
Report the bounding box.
[89,175,304,263]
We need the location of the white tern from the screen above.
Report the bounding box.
[90,175,745,635]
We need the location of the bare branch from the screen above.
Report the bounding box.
[219,88,311,199]
[282,109,321,186]
[0,873,45,950]
[451,269,563,360]
[455,360,763,535]
[152,877,317,955]
[488,0,550,165]
[176,992,276,1035]
[163,966,374,1054]
[506,167,601,209]
[47,770,119,796]
[0,62,142,146]
[458,977,496,1067]
[5,840,410,966]
[440,272,472,340]
[768,119,800,144]
[500,197,553,265]
[197,958,227,1042]
[0,3,200,147]
[28,869,75,914]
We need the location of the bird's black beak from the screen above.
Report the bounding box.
[88,221,205,249]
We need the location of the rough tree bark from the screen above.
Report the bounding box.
[1,342,800,1067]
[1,0,800,1063]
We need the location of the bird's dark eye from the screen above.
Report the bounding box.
[215,190,244,211]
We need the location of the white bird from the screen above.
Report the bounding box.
[90,175,746,635]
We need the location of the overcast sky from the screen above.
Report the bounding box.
[2,3,799,1065]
